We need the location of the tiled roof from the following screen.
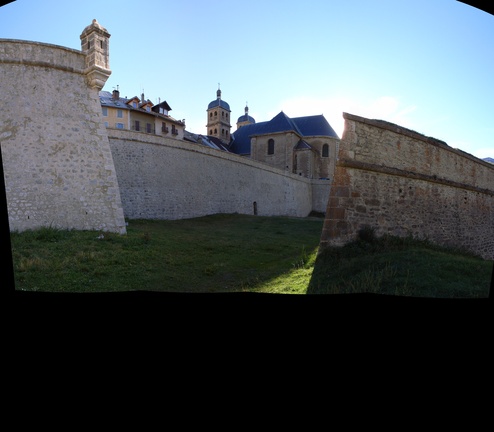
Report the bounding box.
[292,115,339,138]
[229,121,268,155]
[183,131,232,152]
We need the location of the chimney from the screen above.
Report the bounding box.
[112,89,120,100]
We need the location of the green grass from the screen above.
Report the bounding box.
[10,214,323,293]
[10,214,492,297]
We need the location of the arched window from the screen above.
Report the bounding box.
[268,139,275,155]
[210,112,213,118]
[322,144,329,157]
[214,128,217,134]
[214,111,217,117]
[209,129,213,135]
[222,129,224,135]
[222,112,224,117]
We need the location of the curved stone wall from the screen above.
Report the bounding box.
[0,39,126,233]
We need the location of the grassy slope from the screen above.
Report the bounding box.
[10,214,493,297]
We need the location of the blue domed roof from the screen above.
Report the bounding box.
[208,99,230,111]
[208,88,230,111]
[237,114,255,123]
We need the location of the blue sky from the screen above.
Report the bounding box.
[1,0,493,159]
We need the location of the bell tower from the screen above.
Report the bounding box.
[206,85,231,144]
[80,19,111,90]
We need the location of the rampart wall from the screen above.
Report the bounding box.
[320,113,494,260]
[108,129,328,220]
[0,40,126,233]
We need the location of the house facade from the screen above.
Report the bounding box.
[99,89,186,140]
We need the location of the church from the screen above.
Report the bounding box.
[204,88,340,180]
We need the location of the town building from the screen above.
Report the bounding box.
[99,89,186,140]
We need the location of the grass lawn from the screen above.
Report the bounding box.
[10,214,323,293]
[10,214,493,297]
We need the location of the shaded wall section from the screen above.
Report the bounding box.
[320,113,493,260]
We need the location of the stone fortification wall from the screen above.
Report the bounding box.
[320,113,494,260]
[1,39,126,233]
[108,129,317,220]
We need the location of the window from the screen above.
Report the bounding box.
[102,107,108,116]
[100,40,104,49]
[117,109,123,118]
[214,128,217,134]
[162,122,169,133]
[322,144,329,157]
[146,123,152,133]
[222,129,224,135]
[268,139,275,155]
[116,123,124,129]
[133,102,137,108]
[87,41,91,50]
[135,120,140,131]
[210,112,213,118]
[222,112,224,117]
[104,121,109,128]
[214,111,217,117]
[209,129,213,135]
[146,106,150,112]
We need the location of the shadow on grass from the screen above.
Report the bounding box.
[307,229,493,298]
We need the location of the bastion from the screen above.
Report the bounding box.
[320,113,494,260]
[0,20,126,234]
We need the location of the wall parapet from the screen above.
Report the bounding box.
[0,39,85,74]
[342,112,493,170]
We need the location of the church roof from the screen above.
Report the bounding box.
[292,115,339,137]
[230,112,339,155]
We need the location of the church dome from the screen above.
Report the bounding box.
[208,99,230,111]
[237,104,255,124]
[208,87,230,111]
[237,114,255,123]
